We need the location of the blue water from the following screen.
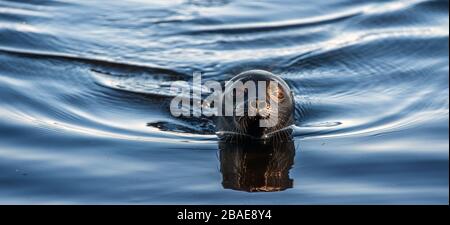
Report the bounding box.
[0,0,448,204]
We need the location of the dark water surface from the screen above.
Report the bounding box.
[0,0,448,204]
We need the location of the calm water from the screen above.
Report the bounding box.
[0,0,448,204]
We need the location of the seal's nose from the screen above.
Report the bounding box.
[248,99,270,119]
[248,99,267,113]
[248,99,257,112]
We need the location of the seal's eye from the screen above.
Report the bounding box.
[268,84,285,102]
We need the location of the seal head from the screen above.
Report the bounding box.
[216,70,294,141]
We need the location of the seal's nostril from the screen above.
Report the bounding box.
[258,101,267,109]
[249,100,267,110]
[249,100,257,109]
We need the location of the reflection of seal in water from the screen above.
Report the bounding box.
[216,70,295,141]
[219,140,295,192]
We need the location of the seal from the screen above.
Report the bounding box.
[216,70,295,141]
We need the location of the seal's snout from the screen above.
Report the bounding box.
[236,99,271,118]
[248,99,271,118]
[233,114,265,137]
[233,98,274,135]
